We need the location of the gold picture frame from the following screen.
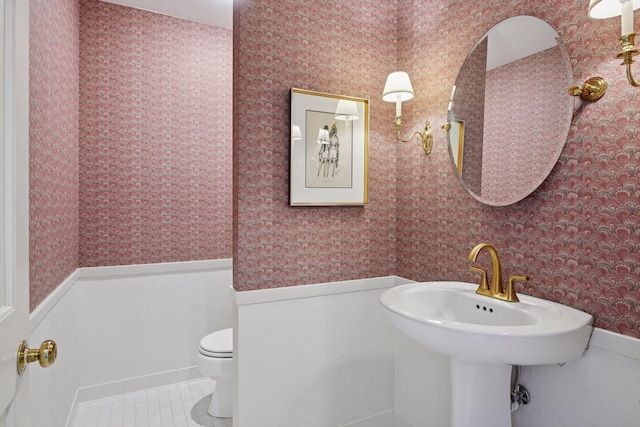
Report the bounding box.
[290,88,369,206]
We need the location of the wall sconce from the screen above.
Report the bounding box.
[589,0,640,86]
[382,71,433,154]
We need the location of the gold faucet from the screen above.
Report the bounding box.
[467,243,529,303]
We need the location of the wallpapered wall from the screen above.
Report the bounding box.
[30,0,80,311]
[234,0,640,337]
[233,0,399,290]
[482,46,571,204]
[452,37,486,196]
[79,0,233,267]
[30,0,640,337]
[29,0,233,310]
[395,0,640,337]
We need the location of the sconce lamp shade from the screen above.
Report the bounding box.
[317,128,330,144]
[334,100,360,121]
[382,71,415,102]
[588,0,640,19]
[590,0,640,36]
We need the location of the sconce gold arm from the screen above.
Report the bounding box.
[568,77,608,101]
[394,117,433,154]
[616,34,640,87]
[623,55,640,86]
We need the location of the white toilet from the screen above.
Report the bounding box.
[196,328,233,418]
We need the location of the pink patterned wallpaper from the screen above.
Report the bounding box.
[30,0,232,310]
[29,0,80,311]
[482,46,572,204]
[451,37,487,196]
[395,0,640,337]
[29,0,640,337]
[233,0,398,290]
[235,0,640,337]
[79,0,233,266]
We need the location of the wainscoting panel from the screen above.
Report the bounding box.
[26,268,640,427]
[514,329,640,427]
[75,262,233,388]
[232,276,411,427]
[26,259,233,427]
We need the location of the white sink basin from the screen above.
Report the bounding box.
[380,281,593,366]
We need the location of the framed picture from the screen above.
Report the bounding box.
[290,88,369,206]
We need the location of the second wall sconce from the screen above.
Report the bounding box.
[589,0,640,87]
[382,71,433,154]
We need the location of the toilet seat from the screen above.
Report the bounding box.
[199,328,233,358]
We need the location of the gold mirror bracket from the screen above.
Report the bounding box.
[568,77,608,101]
[441,122,451,131]
[17,339,57,375]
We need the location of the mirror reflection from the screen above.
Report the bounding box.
[447,16,574,206]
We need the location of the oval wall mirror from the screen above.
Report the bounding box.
[446,16,573,206]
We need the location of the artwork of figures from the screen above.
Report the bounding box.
[305,113,352,189]
[290,89,369,206]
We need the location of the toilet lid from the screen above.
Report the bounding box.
[199,328,233,358]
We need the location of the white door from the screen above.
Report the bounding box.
[0,0,31,423]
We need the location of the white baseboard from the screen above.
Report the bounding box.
[65,366,203,427]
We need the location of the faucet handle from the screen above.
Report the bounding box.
[506,275,529,303]
[469,266,489,293]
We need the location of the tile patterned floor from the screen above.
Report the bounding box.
[73,379,232,427]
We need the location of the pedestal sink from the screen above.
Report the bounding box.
[379,281,593,427]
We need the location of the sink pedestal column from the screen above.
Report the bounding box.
[450,359,512,427]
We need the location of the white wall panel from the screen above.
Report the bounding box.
[514,329,640,427]
[394,333,450,427]
[394,326,640,427]
[26,260,233,426]
[233,277,409,427]
[26,267,640,427]
[75,266,233,387]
